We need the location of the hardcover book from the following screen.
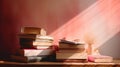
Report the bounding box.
[56,52,87,59]
[16,49,55,57]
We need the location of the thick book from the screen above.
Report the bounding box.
[19,34,54,41]
[20,41,53,46]
[20,41,53,49]
[34,39,53,42]
[94,58,113,63]
[58,48,85,53]
[59,43,85,49]
[10,54,56,63]
[33,45,53,49]
[16,49,55,57]
[56,59,87,62]
[59,39,85,49]
[59,39,84,45]
[21,27,46,35]
[56,52,87,60]
[88,55,113,62]
[19,36,54,48]
[33,41,53,46]
[19,34,41,40]
[10,55,43,63]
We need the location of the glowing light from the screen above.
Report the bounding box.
[50,0,120,55]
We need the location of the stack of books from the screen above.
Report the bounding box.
[19,34,54,49]
[56,39,87,62]
[10,27,55,62]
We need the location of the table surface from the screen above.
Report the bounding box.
[0,59,120,65]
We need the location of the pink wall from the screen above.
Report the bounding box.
[0,0,120,58]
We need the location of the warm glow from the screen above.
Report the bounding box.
[1,0,120,58]
[50,0,120,55]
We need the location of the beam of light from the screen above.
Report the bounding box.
[50,0,120,53]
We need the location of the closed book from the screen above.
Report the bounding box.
[21,27,46,35]
[33,41,53,46]
[94,55,113,63]
[19,38,53,49]
[59,39,83,45]
[16,49,54,57]
[94,58,113,63]
[20,41,53,45]
[56,52,87,59]
[59,43,85,49]
[33,45,53,49]
[56,59,87,62]
[35,39,53,42]
[20,41,53,47]
[10,54,56,63]
[58,48,85,53]
[35,36,54,41]
[19,34,41,39]
[88,55,113,62]
[10,55,43,63]
[19,34,53,41]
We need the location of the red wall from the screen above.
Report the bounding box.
[0,0,120,58]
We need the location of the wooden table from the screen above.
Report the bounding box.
[0,60,120,67]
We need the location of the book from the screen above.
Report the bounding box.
[56,52,87,60]
[35,39,53,42]
[56,59,87,62]
[19,34,41,39]
[33,45,53,49]
[19,34,53,41]
[19,41,53,49]
[59,43,85,49]
[59,39,84,45]
[94,58,113,63]
[16,49,55,57]
[19,35,54,48]
[33,41,53,46]
[59,39,85,49]
[94,55,113,63]
[21,27,46,35]
[36,36,54,40]
[88,55,113,62]
[58,48,85,53]
[10,55,43,63]
[20,41,53,46]
[10,53,56,63]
